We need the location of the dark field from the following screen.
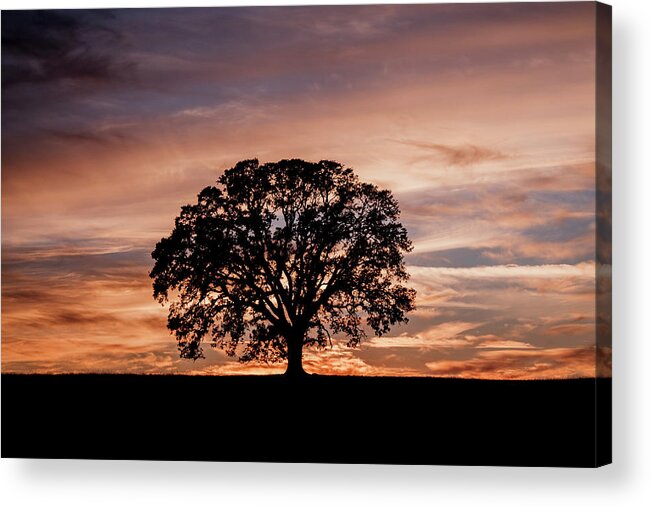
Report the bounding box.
[1,374,611,467]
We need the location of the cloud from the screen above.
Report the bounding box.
[365,321,480,349]
[171,100,280,125]
[364,329,538,352]
[1,10,132,88]
[425,346,599,379]
[408,262,594,282]
[475,340,536,349]
[3,340,180,375]
[394,139,509,166]
[42,127,132,146]
[303,344,422,376]
[399,176,596,267]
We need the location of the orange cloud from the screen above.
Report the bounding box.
[425,347,602,380]
[393,140,509,166]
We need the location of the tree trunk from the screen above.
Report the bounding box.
[285,333,307,378]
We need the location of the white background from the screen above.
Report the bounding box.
[1,0,649,505]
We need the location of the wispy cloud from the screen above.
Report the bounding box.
[408,262,594,281]
[393,139,509,166]
[425,346,601,379]
[42,127,132,146]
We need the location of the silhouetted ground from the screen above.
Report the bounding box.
[1,374,611,466]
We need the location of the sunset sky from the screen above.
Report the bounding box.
[2,2,608,378]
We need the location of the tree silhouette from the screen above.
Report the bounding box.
[151,159,415,377]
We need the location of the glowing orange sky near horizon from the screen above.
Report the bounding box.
[1,3,610,378]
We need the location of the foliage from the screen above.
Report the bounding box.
[151,159,415,371]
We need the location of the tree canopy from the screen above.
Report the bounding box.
[150,159,415,376]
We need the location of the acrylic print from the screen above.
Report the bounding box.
[1,2,611,466]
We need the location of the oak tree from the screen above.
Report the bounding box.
[151,159,415,377]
